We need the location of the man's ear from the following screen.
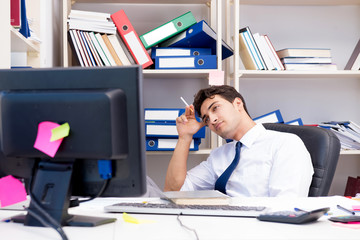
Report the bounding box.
[233,97,243,111]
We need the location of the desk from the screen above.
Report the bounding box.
[1,196,359,240]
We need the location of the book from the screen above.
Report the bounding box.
[344,39,360,70]
[89,32,111,66]
[68,30,85,67]
[95,33,116,66]
[146,137,201,151]
[108,34,132,66]
[102,34,123,66]
[281,57,332,64]
[283,63,337,71]
[10,0,21,27]
[111,9,153,69]
[263,35,284,70]
[140,11,197,49]
[68,9,116,35]
[160,20,233,60]
[238,30,257,70]
[154,55,217,69]
[253,33,275,70]
[239,27,266,70]
[163,190,230,205]
[84,32,104,66]
[276,48,332,58]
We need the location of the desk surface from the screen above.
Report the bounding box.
[1,196,359,240]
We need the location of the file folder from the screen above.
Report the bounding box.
[140,11,197,49]
[285,118,304,126]
[154,55,217,69]
[111,9,153,68]
[151,47,212,59]
[146,138,201,151]
[145,122,205,138]
[160,20,233,60]
[253,109,284,124]
[145,108,185,122]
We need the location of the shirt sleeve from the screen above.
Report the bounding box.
[180,155,217,191]
[268,134,314,197]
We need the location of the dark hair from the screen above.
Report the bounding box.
[193,85,249,117]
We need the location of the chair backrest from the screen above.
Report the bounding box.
[263,123,340,197]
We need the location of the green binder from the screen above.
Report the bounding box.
[140,11,196,49]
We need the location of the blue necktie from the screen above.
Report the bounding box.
[214,141,242,194]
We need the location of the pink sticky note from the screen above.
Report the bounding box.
[33,121,63,158]
[208,70,224,86]
[0,175,27,207]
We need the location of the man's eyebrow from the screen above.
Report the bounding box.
[201,101,218,119]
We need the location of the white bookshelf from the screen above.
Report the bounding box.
[0,0,41,69]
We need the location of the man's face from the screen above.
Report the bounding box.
[200,95,242,139]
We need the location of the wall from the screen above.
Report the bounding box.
[51,2,360,194]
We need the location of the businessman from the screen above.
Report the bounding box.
[164,85,314,197]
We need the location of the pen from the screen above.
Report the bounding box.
[337,204,355,215]
[180,97,193,112]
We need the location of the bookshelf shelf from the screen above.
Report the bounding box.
[236,70,360,79]
[143,69,213,79]
[340,150,360,155]
[72,0,210,3]
[11,28,40,53]
[238,0,360,5]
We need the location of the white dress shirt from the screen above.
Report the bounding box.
[181,123,314,197]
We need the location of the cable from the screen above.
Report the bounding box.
[78,178,110,204]
[177,214,199,240]
[25,206,68,240]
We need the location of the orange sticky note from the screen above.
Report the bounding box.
[33,121,63,158]
[0,175,27,207]
[208,70,224,86]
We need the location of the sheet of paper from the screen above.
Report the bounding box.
[33,121,63,158]
[208,70,224,86]
[0,175,27,208]
[50,122,70,142]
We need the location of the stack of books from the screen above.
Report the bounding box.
[238,26,284,70]
[68,10,134,67]
[277,48,337,71]
[68,9,233,69]
[318,121,360,150]
[144,108,205,151]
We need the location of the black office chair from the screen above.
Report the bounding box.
[263,123,341,197]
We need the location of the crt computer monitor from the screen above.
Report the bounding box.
[0,66,147,227]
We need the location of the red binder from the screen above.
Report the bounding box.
[111,10,153,69]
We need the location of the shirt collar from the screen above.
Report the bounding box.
[239,123,265,148]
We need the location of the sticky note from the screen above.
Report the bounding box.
[208,70,224,86]
[33,121,63,158]
[50,122,70,142]
[122,212,155,224]
[0,175,27,208]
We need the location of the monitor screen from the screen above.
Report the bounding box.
[0,66,147,227]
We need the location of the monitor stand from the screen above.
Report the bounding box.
[11,161,116,227]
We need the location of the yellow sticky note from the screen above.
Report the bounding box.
[50,122,70,142]
[208,70,224,86]
[122,212,156,224]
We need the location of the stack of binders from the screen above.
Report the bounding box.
[144,108,206,151]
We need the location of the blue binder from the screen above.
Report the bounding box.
[154,55,217,69]
[151,47,212,59]
[285,118,304,125]
[145,122,206,138]
[146,137,201,151]
[160,20,233,60]
[253,109,284,124]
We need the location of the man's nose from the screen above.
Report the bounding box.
[209,113,217,124]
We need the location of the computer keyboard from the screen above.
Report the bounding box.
[104,202,268,217]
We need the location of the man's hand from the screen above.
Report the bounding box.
[176,104,206,141]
